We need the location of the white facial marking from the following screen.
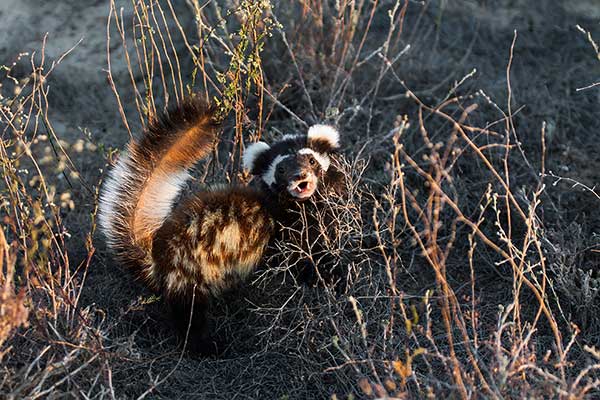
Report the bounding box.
[281,134,302,141]
[243,141,270,171]
[307,125,340,149]
[298,148,330,171]
[262,154,289,186]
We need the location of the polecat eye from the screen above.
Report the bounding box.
[277,165,285,174]
[309,157,317,166]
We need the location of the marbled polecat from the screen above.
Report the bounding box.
[98,96,341,353]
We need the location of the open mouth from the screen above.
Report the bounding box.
[288,176,317,199]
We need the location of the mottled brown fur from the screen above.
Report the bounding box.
[99,98,218,294]
[99,96,342,355]
[152,187,274,297]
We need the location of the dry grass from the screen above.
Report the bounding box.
[1,0,599,398]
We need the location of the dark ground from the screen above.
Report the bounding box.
[1,0,599,398]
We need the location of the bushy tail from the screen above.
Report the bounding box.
[98,97,218,285]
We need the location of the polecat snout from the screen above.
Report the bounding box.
[98,96,341,354]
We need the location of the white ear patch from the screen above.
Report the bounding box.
[307,125,339,149]
[299,148,331,171]
[243,141,270,171]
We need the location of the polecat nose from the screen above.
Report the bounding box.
[293,172,307,180]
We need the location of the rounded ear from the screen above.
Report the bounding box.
[242,141,270,172]
[307,124,340,150]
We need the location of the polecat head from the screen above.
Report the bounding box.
[243,125,340,201]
